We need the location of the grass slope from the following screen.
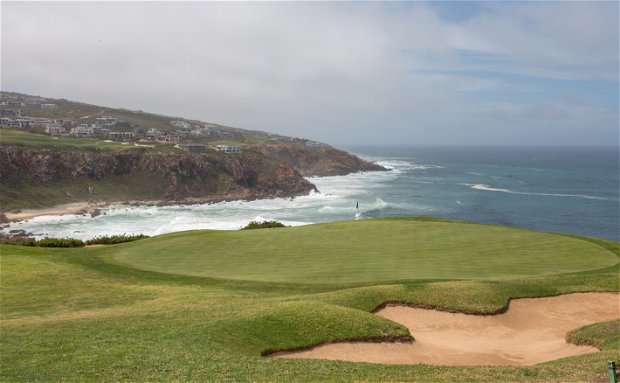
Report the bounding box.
[109,218,618,284]
[1,218,619,382]
[0,127,131,149]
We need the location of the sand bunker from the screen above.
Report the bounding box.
[274,293,619,366]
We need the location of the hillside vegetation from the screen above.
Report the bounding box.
[1,218,618,382]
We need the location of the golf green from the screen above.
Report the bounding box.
[109,218,618,284]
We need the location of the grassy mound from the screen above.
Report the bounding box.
[108,218,618,284]
[1,217,619,382]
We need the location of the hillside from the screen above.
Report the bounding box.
[0,144,316,211]
[249,142,385,177]
[0,92,385,210]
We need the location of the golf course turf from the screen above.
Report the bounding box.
[1,217,619,382]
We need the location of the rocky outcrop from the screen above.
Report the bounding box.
[0,146,316,210]
[248,142,386,177]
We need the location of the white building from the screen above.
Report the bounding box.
[109,131,135,141]
[47,125,67,137]
[71,124,95,137]
[31,118,54,126]
[215,145,241,154]
[0,109,22,116]
[41,103,57,109]
[170,120,192,130]
[145,128,162,139]
[191,128,209,137]
[96,116,117,126]
[0,118,20,127]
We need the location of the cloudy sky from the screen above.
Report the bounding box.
[2,1,618,146]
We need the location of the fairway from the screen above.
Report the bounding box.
[109,218,618,284]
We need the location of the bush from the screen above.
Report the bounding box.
[241,220,287,230]
[85,234,149,245]
[14,236,85,248]
[37,237,85,247]
[0,234,149,247]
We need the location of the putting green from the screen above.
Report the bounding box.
[109,218,618,284]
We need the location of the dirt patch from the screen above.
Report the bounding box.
[273,292,619,366]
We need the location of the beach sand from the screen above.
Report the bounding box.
[3,202,104,222]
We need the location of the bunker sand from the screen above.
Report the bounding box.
[275,293,619,366]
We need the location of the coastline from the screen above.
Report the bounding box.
[3,202,105,222]
[1,191,315,223]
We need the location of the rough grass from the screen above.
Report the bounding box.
[0,127,130,149]
[109,218,618,284]
[1,218,619,382]
[567,320,620,350]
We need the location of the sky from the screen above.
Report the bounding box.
[1,1,618,146]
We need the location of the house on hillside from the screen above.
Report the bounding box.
[1,109,22,117]
[71,124,95,137]
[47,125,67,137]
[97,128,111,137]
[191,127,210,137]
[25,101,42,109]
[145,128,162,139]
[179,144,206,153]
[215,145,241,154]
[30,118,54,126]
[109,131,135,141]
[96,116,117,127]
[41,103,57,109]
[62,118,78,126]
[0,118,20,127]
[170,120,191,130]
[14,119,32,128]
[158,132,180,144]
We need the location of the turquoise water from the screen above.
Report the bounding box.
[6,146,619,241]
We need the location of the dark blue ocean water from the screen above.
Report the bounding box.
[7,146,619,242]
[348,146,619,241]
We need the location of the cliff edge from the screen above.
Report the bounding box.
[249,142,386,177]
[0,146,316,210]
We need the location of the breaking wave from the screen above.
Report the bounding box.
[468,184,613,201]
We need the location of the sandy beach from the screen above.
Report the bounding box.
[2,202,105,222]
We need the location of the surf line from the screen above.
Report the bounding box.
[466,184,613,201]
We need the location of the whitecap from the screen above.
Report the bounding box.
[468,184,613,201]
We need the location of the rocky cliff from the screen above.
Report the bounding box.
[0,146,316,210]
[248,142,386,177]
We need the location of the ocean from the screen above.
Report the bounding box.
[6,146,619,241]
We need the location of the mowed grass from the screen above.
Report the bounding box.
[109,218,618,284]
[1,218,619,382]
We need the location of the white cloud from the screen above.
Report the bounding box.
[1,1,618,145]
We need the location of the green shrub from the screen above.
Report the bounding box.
[24,237,85,248]
[241,220,286,230]
[85,234,150,245]
[1,234,149,247]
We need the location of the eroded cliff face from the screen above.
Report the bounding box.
[0,146,316,209]
[248,142,386,177]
